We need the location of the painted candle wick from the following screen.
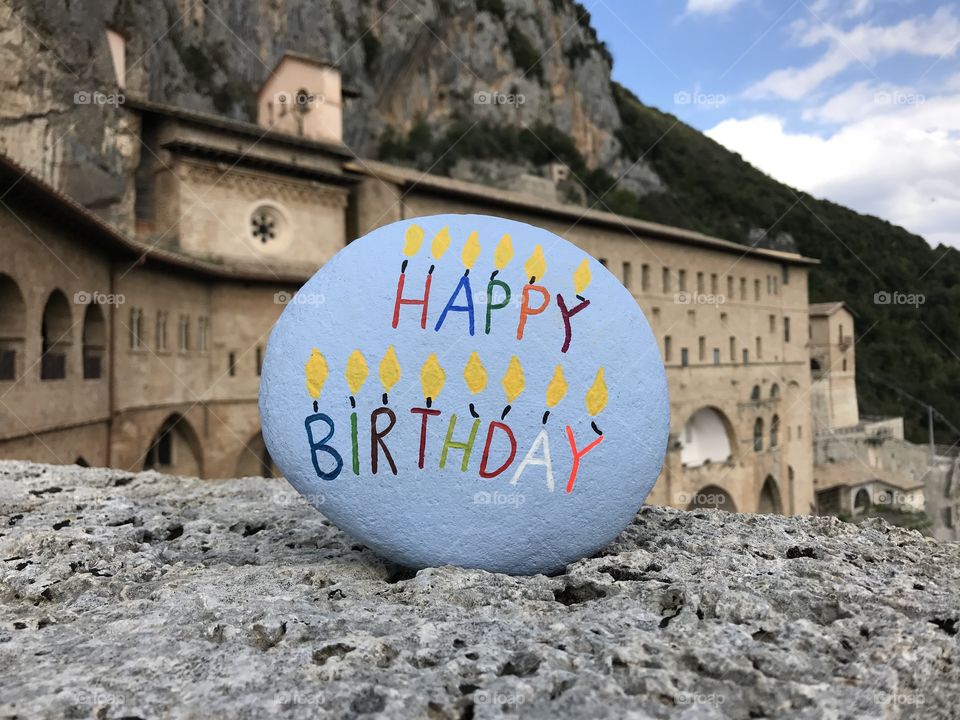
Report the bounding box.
[426,396,433,409]
[490,269,499,281]
[469,402,479,419]
[349,396,356,408]
[382,392,389,405]
[529,275,536,284]
[313,400,318,412]
[591,420,602,436]
[542,410,550,425]
[428,264,435,275]
[501,405,512,420]
[401,259,408,273]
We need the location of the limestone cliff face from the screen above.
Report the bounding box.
[0,0,645,224]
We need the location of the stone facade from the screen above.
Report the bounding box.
[0,56,822,516]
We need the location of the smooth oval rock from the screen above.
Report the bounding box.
[259,214,669,575]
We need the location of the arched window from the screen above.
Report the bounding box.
[750,385,761,401]
[770,414,780,448]
[82,303,106,379]
[235,431,278,478]
[758,476,783,514]
[854,488,871,513]
[41,290,73,380]
[770,384,780,399]
[753,418,764,451]
[686,485,736,512]
[144,414,203,476]
[0,273,26,381]
[681,407,735,467]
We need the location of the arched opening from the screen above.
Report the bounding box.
[144,413,203,476]
[0,273,26,380]
[770,414,780,448]
[753,418,764,451]
[750,385,761,401]
[770,384,780,399]
[40,289,73,380]
[687,485,737,512]
[235,431,278,478]
[757,476,783,514]
[853,488,871,513]
[810,358,821,371]
[82,303,106,380]
[681,407,735,467]
[75,456,89,468]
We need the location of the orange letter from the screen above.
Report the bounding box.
[564,425,603,493]
[516,284,550,340]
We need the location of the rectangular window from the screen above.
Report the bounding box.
[756,336,762,358]
[740,277,747,300]
[784,316,791,342]
[687,310,696,325]
[782,265,790,285]
[713,348,720,365]
[729,336,736,362]
[678,269,687,292]
[766,275,772,294]
[698,336,706,362]
[129,308,140,349]
[256,345,263,376]
[641,264,650,292]
[720,312,727,324]
[662,267,671,293]
[727,276,734,299]
[680,348,689,367]
[622,261,632,289]
[197,317,209,352]
[772,276,778,294]
[228,351,237,377]
[664,336,673,362]
[754,279,761,301]
[696,271,704,293]
[710,273,718,295]
[179,315,190,352]
[769,314,776,333]
[155,311,167,351]
[651,307,660,323]
[743,348,749,364]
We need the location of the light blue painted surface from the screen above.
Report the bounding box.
[259,214,669,575]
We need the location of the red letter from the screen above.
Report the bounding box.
[564,425,603,493]
[410,407,441,469]
[392,272,433,329]
[479,421,517,478]
[556,293,590,353]
[516,284,550,340]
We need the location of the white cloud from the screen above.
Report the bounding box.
[746,7,960,100]
[684,0,747,16]
[705,91,960,248]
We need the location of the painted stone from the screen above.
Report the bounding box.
[259,214,669,575]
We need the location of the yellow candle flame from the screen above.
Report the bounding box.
[524,244,546,281]
[379,345,401,392]
[545,365,568,408]
[305,349,329,400]
[403,224,425,257]
[464,351,488,395]
[573,258,592,294]
[431,226,451,259]
[345,349,369,395]
[501,356,525,403]
[585,368,608,417]
[420,353,446,400]
[462,230,480,270]
[494,233,514,270]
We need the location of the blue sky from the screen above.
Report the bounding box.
[589,0,960,248]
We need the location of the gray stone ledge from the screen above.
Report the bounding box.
[0,461,958,719]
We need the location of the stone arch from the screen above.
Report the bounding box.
[753,417,764,451]
[82,303,106,379]
[144,413,203,476]
[41,289,73,380]
[681,406,736,467]
[757,475,783,514]
[235,431,278,478]
[854,488,871,513]
[750,385,761,401]
[687,485,737,512]
[0,273,26,380]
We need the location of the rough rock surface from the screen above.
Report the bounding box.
[1,460,959,719]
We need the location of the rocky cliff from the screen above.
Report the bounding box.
[1,460,958,718]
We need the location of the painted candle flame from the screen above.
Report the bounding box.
[305,349,329,400]
[585,368,608,416]
[545,365,568,408]
[524,244,546,280]
[431,226,451,259]
[493,233,514,270]
[345,349,369,395]
[403,224,425,257]
[461,230,480,270]
[573,258,592,294]
[464,351,488,394]
[420,353,446,400]
[501,356,525,403]
[379,345,401,392]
